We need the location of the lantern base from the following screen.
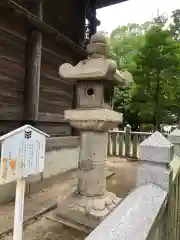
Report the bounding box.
[55,190,121,229]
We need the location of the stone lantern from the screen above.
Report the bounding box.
[56,33,132,229]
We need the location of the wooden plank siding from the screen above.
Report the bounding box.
[0,2,83,136]
[39,38,74,136]
[0,29,25,122]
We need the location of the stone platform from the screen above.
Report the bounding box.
[52,191,121,230]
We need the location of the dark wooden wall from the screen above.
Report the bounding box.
[38,34,75,136]
[0,0,86,136]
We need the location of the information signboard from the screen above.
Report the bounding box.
[0,125,49,240]
[0,125,49,185]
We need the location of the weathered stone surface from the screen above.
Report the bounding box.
[90,32,107,44]
[59,58,115,81]
[139,131,174,163]
[136,162,171,190]
[78,132,108,196]
[57,191,122,229]
[168,128,180,156]
[87,32,108,58]
[85,184,167,240]
[64,109,122,131]
[138,132,173,190]
[76,83,104,108]
[168,128,180,143]
[59,32,132,86]
[115,70,133,87]
[56,32,128,229]
[86,42,109,58]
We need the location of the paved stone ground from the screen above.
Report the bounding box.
[0,157,141,240]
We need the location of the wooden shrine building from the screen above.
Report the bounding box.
[0,0,124,137]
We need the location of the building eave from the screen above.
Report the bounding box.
[96,0,127,9]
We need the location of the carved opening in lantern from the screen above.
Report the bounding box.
[86,88,94,96]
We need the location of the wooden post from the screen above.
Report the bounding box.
[89,0,97,36]
[74,0,86,47]
[125,124,131,157]
[23,0,43,126]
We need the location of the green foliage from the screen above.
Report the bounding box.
[109,11,180,130]
[109,23,149,129]
[170,9,180,41]
[109,23,147,71]
[134,26,180,129]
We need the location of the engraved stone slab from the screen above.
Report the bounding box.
[168,128,180,157]
[139,131,174,163]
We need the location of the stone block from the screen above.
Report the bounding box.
[76,83,104,108]
[136,162,171,190]
[139,131,174,164]
[168,128,180,156]
[168,128,180,144]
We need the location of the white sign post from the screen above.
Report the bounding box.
[0,125,49,240]
[13,179,26,240]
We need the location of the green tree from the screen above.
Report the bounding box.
[170,9,180,41]
[153,11,168,27]
[109,14,180,130]
[169,9,180,125]
[134,25,180,129]
[109,23,151,128]
[109,23,148,71]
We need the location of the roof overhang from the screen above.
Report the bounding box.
[96,0,127,9]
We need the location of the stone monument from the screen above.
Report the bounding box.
[56,32,132,229]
